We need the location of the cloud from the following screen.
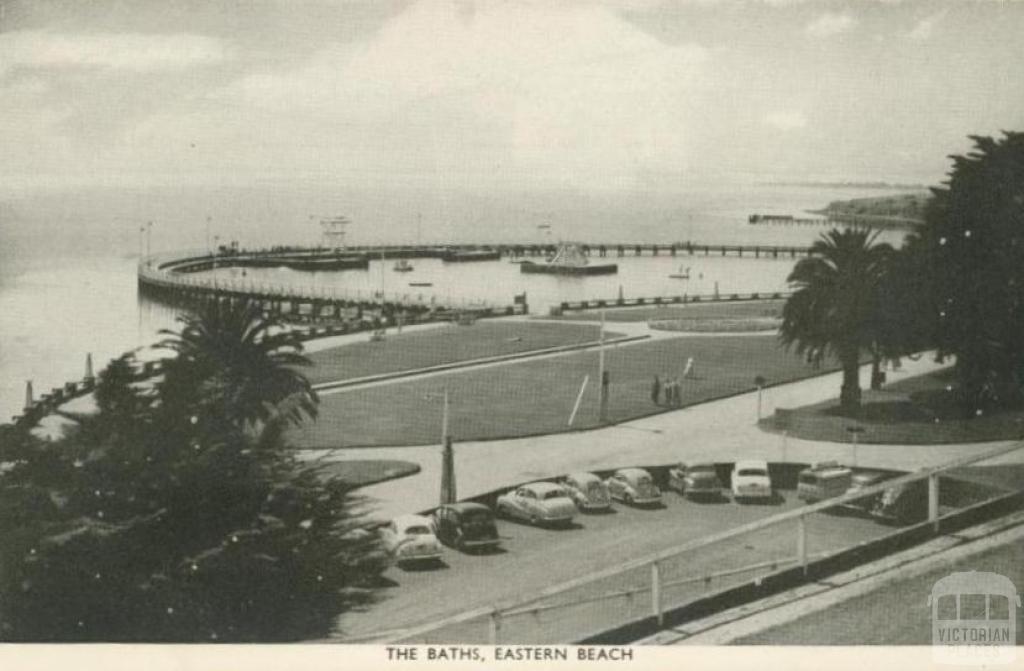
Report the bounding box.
[205,1,710,187]
[805,12,856,38]
[907,10,948,41]
[0,31,229,77]
[765,111,807,131]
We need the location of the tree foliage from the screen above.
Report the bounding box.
[922,132,1024,411]
[0,300,375,642]
[780,228,894,410]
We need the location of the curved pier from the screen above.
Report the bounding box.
[138,250,527,326]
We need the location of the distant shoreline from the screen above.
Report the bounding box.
[760,180,930,191]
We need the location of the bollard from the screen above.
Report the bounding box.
[651,561,663,626]
[928,473,940,532]
[796,515,808,575]
[488,609,502,644]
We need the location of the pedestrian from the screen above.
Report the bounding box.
[667,377,678,406]
[673,377,683,406]
[683,357,695,380]
[651,375,662,406]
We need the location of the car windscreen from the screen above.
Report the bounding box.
[542,491,565,500]
[737,469,767,477]
[691,465,716,474]
[405,525,432,535]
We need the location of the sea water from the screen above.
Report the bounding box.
[0,181,910,420]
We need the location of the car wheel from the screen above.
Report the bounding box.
[529,515,539,526]
[624,493,634,505]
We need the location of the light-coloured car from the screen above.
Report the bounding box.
[606,468,661,506]
[667,462,724,499]
[797,461,853,504]
[380,514,443,565]
[731,460,773,502]
[496,482,577,526]
[561,472,612,512]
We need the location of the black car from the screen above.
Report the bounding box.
[872,480,929,525]
[432,502,501,552]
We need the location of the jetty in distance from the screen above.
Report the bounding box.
[748,213,923,230]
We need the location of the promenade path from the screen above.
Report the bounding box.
[302,352,1021,521]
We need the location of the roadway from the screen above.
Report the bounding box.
[333,490,893,643]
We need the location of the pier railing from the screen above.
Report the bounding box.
[138,251,526,318]
[355,440,1024,645]
[557,291,793,313]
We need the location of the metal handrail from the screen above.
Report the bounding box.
[379,439,1024,643]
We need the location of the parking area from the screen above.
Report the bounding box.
[334,488,893,643]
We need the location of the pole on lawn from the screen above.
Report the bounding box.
[568,375,590,426]
[598,310,608,423]
[439,388,456,504]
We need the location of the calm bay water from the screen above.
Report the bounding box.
[0,182,908,420]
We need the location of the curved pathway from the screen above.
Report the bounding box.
[303,354,1020,521]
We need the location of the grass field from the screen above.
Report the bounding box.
[762,367,1024,444]
[303,320,614,384]
[290,334,835,448]
[548,300,784,323]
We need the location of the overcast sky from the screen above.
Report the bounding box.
[2,0,1023,192]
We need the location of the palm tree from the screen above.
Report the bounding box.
[780,228,894,411]
[157,300,318,429]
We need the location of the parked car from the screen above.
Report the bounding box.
[668,462,724,499]
[339,526,395,581]
[731,460,773,502]
[380,514,443,565]
[797,461,853,504]
[837,470,898,514]
[496,482,577,526]
[873,480,929,525]
[432,502,501,552]
[606,468,661,506]
[561,472,612,512]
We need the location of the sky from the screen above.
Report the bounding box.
[1,0,1023,193]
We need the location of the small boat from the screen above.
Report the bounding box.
[669,266,691,280]
[393,259,414,272]
[409,281,433,287]
[519,242,618,276]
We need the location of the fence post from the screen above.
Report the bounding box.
[928,473,940,533]
[651,561,663,627]
[488,609,502,644]
[796,514,808,576]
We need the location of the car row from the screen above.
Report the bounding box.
[357,461,921,575]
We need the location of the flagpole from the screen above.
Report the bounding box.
[598,309,606,422]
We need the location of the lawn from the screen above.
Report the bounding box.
[289,334,835,448]
[762,367,1024,444]
[303,320,614,384]
[546,299,784,323]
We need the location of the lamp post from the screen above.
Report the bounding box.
[427,388,455,504]
[754,375,767,422]
[597,310,608,423]
[145,221,154,266]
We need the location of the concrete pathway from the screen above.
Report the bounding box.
[303,354,1023,521]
